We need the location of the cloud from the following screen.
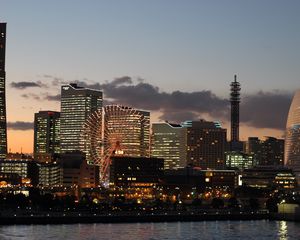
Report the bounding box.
[158,111,201,123]
[74,76,229,117]
[7,121,34,130]
[21,93,41,100]
[44,94,61,101]
[16,75,291,131]
[21,92,60,101]
[10,81,48,89]
[74,77,291,130]
[241,91,292,130]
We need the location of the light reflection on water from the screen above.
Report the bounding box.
[279,221,288,240]
[0,220,300,240]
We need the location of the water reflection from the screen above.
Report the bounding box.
[0,221,300,240]
[278,221,288,240]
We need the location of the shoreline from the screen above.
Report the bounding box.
[0,211,271,225]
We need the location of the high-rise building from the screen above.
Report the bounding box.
[285,90,300,182]
[0,23,7,159]
[246,137,261,162]
[230,75,242,151]
[246,136,284,166]
[151,122,187,170]
[260,137,284,166]
[34,111,61,155]
[184,120,227,170]
[60,83,102,153]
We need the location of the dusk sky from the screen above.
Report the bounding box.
[2,0,300,153]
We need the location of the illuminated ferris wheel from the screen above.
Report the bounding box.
[81,105,150,184]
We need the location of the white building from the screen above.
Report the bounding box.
[151,122,187,170]
[285,90,300,183]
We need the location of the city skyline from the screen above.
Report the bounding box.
[2,0,300,153]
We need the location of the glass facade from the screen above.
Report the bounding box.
[0,23,7,159]
[34,111,60,154]
[60,84,103,153]
[285,90,300,182]
[151,122,187,170]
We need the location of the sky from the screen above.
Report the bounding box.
[1,0,300,153]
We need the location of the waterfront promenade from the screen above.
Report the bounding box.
[0,210,269,225]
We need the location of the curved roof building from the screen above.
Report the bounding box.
[285,90,300,182]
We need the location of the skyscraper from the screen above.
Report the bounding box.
[285,90,300,182]
[246,136,284,166]
[34,111,60,155]
[260,137,284,166]
[151,122,187,170]
[60,83,103,153]
[230,75,242,151]
[184,120,227,170]
[0,23,7,159]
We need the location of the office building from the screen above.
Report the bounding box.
[60,83,102,153]
[151,122,187,169]
[110,156,164,186]
[260,137,284,166]
[59,152,99,188]
[110,156,163,200]
[0,159,38,186]
[246,136,284,166]
[242,166,297,189]
[163,167,238,198]
[37,161,62,187]
[0,23,7,159]
[285,90,300,183]
[34,111,60,155]
[184,120,227,170]
[246,137,261,162]
[225,151,255,170]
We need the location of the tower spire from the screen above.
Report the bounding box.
[230,74,241,150]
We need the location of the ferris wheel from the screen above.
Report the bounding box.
[81,105,150,184]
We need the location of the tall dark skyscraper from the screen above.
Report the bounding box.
[183,120,227,170]
[230,75,241,151]
[0,23,7,159]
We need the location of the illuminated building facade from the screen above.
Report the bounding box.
[110,156,163,199]
[34,111,61,155]
[163,167,237,199]
[183,120,227,170]
[225,151,255,170]
[60,84,102,153]
[151,122,187,169]
[242,166,297,189]
[285,90,300,183]
[110,156,164,186]
[0,159,38,186]
[37,162,62,187]
[0,23,7,159]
